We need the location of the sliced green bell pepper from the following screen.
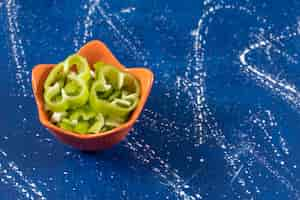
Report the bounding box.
[44,82,69,112]
[63,54,91,82]
[62,74,89,108]
[90,63,140,119]
[43,55,141,134]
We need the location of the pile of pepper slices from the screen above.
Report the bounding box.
[43,54,140,134]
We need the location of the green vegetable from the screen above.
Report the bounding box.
[43,54,140,134]
[62,74,89,107]
[44,82,69,112]
[69,105,96,121]
[58,118,74,131]
[73,120,90,134]
[63,54,91,82]
[89,64,140,119]
[44,63,65,90]
[88,114,105,133]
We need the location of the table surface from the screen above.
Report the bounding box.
[1,0,300,199]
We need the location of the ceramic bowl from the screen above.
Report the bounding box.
[32,40,153,151]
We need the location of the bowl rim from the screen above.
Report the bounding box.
[32,40,154,140]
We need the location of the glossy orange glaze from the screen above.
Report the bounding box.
[32,40,154,151]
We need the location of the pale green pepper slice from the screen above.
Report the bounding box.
[44,82,69,112]
[69,105,96,121]
[63,54,91,82]
[43,63,69,112]
[89,80,132,118]
[62,74,89,108]
[108,90,122,102]
[50,112,67,123]
[57,106,105,134]
[95,64,123,89]
[88,114,105,133]
[44,63,65,90]
[73,120,90,134]
[103,116,126,131]
[90,63,140,118]
[58,118,74,131]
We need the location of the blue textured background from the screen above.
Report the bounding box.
[1,0,300,199]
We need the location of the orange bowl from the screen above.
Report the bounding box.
[32,40,154,151]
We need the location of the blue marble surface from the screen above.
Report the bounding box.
[0,0,300,199]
